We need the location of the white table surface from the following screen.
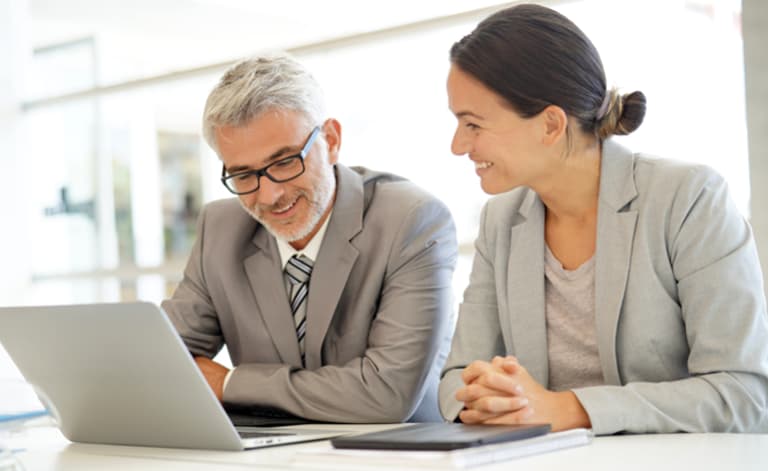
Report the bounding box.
[9,423,768,471]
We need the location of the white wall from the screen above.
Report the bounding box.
[744,0,768,297]
[0,0,29,380]
[0,0,31,306]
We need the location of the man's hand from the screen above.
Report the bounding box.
[194,356,229,401]
[456,356,591,431]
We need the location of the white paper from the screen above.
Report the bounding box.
[293,429,593,469]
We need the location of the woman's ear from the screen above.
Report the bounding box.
[540,105,568,146]
[322,118,342,164]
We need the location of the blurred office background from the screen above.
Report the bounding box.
[1,0,767,378]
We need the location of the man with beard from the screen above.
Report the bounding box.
[161,53,457,423]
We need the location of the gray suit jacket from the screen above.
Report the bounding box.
[439,140,768,434]
[163,164,457,423]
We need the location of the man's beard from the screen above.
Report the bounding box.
[240,165,335,243]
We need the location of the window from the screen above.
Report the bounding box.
[13,0,749,306]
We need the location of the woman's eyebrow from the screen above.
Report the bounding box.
[455,110,485,120]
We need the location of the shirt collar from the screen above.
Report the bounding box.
[276,210,333,268]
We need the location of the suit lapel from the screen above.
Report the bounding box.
[594,140,638,385]
[505,191,548,384]
[244,228,303,366]
[304,165,362,370]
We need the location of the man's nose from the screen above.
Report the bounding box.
[255,177,284,206]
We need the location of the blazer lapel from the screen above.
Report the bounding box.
[594,140,639,385]
[505,191,548,384]
[244,228,303,366]
[304,165,362,370]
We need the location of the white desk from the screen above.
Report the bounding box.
[10,425,768,471]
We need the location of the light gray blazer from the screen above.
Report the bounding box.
[163,164,457,423]
[439,140,768,434]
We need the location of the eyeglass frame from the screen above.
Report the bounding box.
[220,125,322,195]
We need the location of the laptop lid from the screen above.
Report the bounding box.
[0,302,341,450]
[331,423,552,451]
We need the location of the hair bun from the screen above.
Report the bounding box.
[596,90,646,140]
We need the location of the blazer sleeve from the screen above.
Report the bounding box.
[574,166,768,434]
[438,202,507,421]
[223,196,458,423]
[161,204,225,358]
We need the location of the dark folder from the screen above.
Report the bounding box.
[331,423,551,451]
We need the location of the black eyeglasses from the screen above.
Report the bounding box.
[220,126,321,195]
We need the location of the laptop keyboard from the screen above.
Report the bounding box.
[228,406,309,427]
[239,431,296,439]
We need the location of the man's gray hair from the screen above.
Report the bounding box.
[202,52,327,155]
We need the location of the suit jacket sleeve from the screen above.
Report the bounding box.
[574,166,768,434]
[220,195,457,422]
[438,202,506,421]
[161,203,225,359]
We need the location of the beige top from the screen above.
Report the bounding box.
[544,244,604,391]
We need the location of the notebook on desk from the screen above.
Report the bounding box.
[331,423,551,451]
[0,302,346,451]
[299,426,592,469]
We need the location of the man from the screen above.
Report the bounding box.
[161,53,457,422]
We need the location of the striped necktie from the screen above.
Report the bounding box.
[284,254,314,366]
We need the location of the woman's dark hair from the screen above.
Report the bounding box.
[450,4,645,140]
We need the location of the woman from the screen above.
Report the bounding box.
[438,3,768,434]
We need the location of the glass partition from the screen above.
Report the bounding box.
[17,0,748,306]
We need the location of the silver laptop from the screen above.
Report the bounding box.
[0,302,345,451]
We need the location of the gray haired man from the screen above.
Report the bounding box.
[162,53,457,422]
